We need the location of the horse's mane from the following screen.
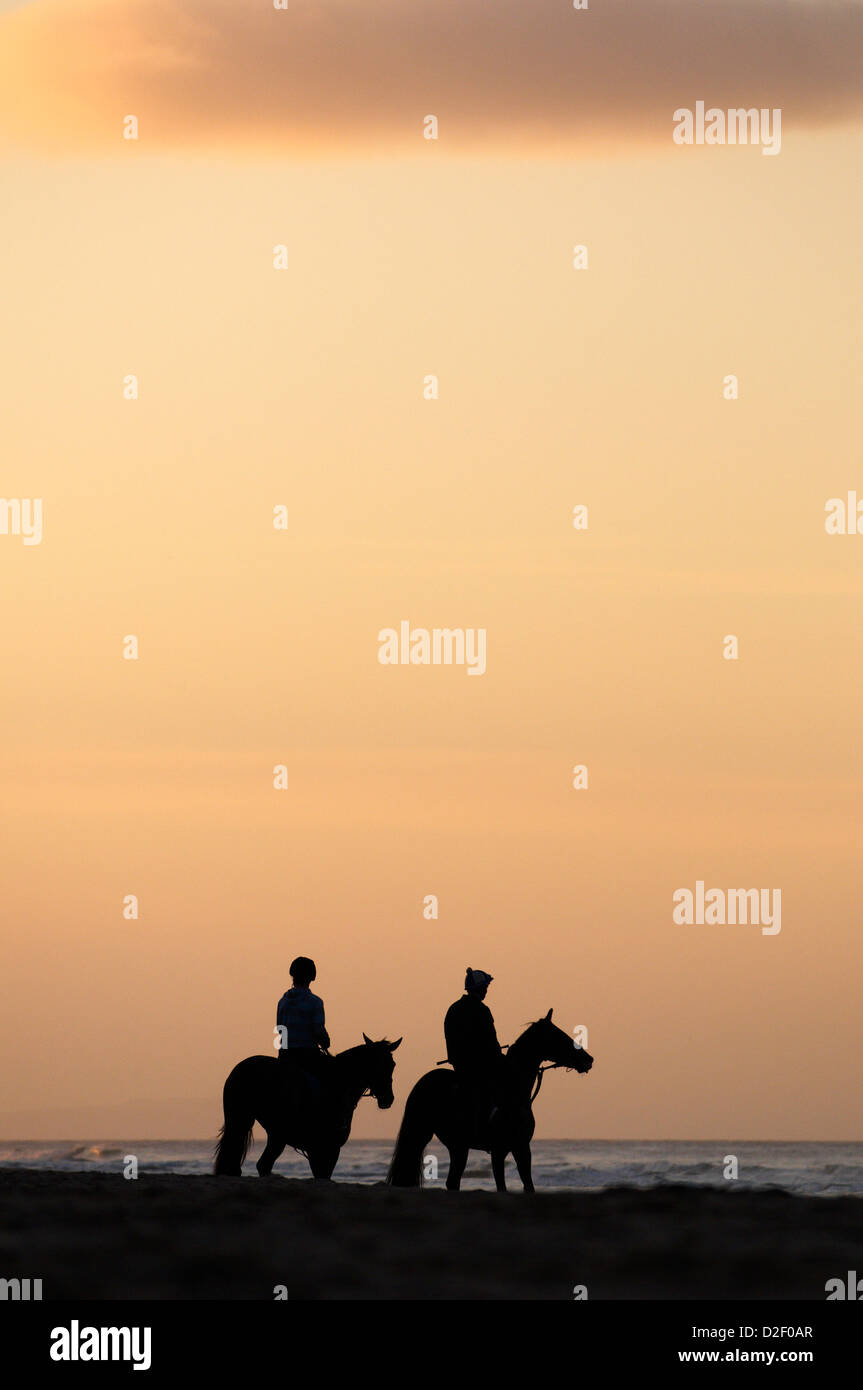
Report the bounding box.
[335,1038,396,1062]
[506,1017,557,1062]
[519,1017,554,1039]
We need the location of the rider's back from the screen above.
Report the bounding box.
[277,984,326,1050]
[444,994,501,1074]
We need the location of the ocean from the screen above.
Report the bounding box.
[1,1139,861,1195]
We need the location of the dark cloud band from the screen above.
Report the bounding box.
[2,0,862,151]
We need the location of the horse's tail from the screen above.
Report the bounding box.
[387,1074,437,1187]
[214,1063,256,1175]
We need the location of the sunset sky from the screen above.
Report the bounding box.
[1,0,862,1143]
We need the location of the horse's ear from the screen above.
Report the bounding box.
[389,1038,402,1052]
[363,1032,373,1045]
[545,1008,553,1021]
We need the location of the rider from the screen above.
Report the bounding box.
[276,956,331,1085]
[444,967,506,1132]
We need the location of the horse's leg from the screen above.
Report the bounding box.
[491,1147,508,1193]
[446,1143,469,1191]
[512,1142,534,1193]
[256,1130,286,1177]
[308,1142,339,1180]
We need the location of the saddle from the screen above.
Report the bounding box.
[279,1060,351,1141]
[450,1078,500,1140]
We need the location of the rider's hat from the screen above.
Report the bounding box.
[465,967,493,993]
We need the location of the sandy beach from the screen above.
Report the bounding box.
[1,1169,859,1300]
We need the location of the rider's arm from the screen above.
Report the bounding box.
[484,1007,502,1055]
[312,996,330,1049]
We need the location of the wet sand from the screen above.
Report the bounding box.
[0,1169,858,1300]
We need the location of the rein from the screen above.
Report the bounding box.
[440,1033,574,1106]
[503,1037,572,1105]
[338,1055,387,1107]
[530,1063,564,1104]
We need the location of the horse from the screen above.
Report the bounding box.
[387,1010,592,1192]
[214,1034,401,1179]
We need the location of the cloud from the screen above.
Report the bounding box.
[1,0,862,154]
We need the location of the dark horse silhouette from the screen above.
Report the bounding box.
[388,1010,592,1192]
[214,1035,401,1179]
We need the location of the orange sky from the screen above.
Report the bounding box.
[1,1,862,1141]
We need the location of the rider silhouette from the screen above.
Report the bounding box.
[276,956,331,1085]
[444,968,506,1132]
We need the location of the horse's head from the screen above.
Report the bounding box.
[528,1009,593,1074]
[361,1034,402,1108]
